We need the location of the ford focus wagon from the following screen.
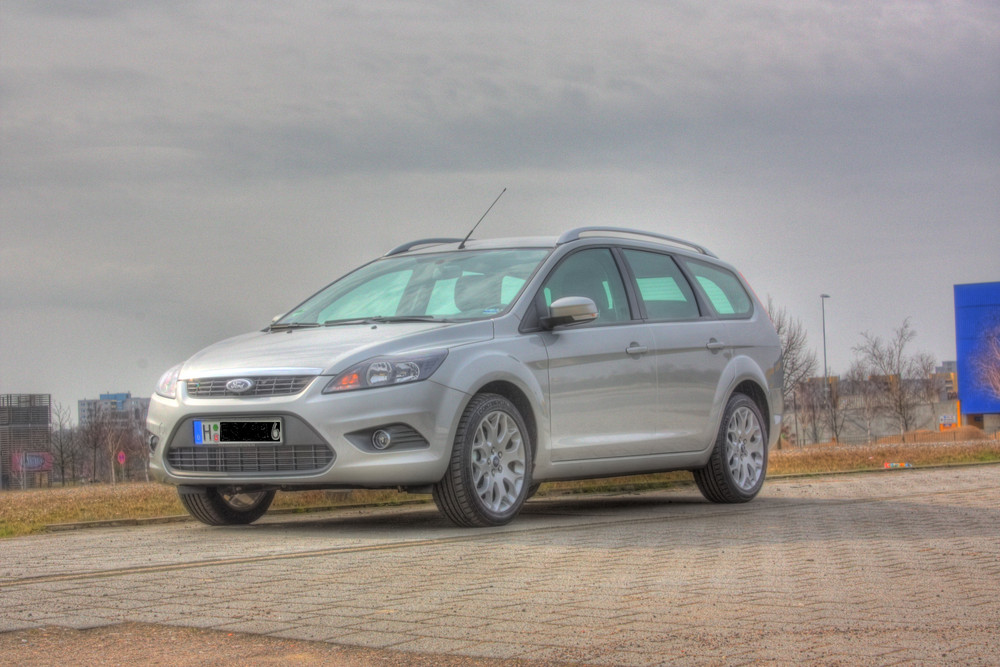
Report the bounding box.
[147,227,783,527]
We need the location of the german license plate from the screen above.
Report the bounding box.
[193,419,282,445]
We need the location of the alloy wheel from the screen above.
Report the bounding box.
[725,406,765,492]
[470,410,526,513]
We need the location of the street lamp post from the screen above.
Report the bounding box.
[821,293,832,441]
[821,294,830,392]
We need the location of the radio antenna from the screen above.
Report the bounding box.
[458,188,506,249]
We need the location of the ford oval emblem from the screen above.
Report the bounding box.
[226,378,255,394]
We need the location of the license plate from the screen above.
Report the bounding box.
[193,419,282,445]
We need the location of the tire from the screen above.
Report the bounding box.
[178,487,275,526]
[433,393,533,527]
[694,394,768,503]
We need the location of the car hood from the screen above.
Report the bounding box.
[179,320,494,379]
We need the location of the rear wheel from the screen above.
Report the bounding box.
[178,487,275,526]
[694,394,767,503]
[433,393,533,527]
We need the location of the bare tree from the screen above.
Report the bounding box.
[8,450,26,490]
[106,426,122,485]
[766,297,818,446]
[823,377,847,443]
[106,423,146,483]
[127,424,150,482]
[917,351,943,417]
[853,319,936,435]
[80,409,110,483]
[50,402,78,486]
[798,380,825,444]
[844,359,883,443]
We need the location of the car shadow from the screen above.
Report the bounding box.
[237,488,1000,547]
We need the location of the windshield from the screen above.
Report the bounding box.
[275,248,551,327]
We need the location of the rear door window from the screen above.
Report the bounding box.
[621,249,700,321]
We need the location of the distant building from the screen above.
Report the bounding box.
[937,361,958,374]
[78,393,150,430]
[0,394,53,490]
[932,362,958,401]
[801,375,839,398]
[791,368,965,444]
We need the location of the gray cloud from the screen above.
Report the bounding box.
[2,0,998,417]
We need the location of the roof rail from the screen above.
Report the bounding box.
[384,237,464,257]
[557,227,716,257]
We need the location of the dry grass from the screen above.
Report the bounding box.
[0,486,415,539]
[770,438,1000,475]
[2,438,998,539]
[0,483,184,539]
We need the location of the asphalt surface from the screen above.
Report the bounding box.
[2,466,999,665]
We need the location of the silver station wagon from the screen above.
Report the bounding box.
[148,227,783,527]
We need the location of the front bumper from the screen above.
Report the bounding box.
[147,377,468,489]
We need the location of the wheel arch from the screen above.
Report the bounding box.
[436,345,546,466]
[474,380,538,460]
[731,379,770,440]
[715,353,777,450]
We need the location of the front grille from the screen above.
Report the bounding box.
[167,444,334,473]
[187,376,315,398]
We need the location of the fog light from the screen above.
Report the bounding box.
[372,430,391,450]
[148,435,160,452]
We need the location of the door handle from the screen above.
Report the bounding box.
[626,344,649,356]
[705,339,726,351]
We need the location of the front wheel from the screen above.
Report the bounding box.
[433,394,533,527]
[178,487,275,526]
[694,394,768,503]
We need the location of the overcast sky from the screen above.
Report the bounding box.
[2,1,998,422]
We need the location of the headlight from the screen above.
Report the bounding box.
[155,364,183,399]
[323,350,448,393]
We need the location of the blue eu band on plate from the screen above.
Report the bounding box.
[193,419,282,445]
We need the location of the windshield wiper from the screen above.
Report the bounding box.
[268,322,321,331]
[323,315,444,327]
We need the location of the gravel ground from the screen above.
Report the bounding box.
[2,466,998,665]
[0,623,568,666]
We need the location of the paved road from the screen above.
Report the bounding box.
[2,467,999,665]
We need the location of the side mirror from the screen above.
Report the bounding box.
[541,296,599,329]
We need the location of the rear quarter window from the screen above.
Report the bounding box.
[680,259,753,318]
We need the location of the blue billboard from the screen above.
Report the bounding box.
[955,282,1000,414]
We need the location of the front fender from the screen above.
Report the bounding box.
[430,337,550,468]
